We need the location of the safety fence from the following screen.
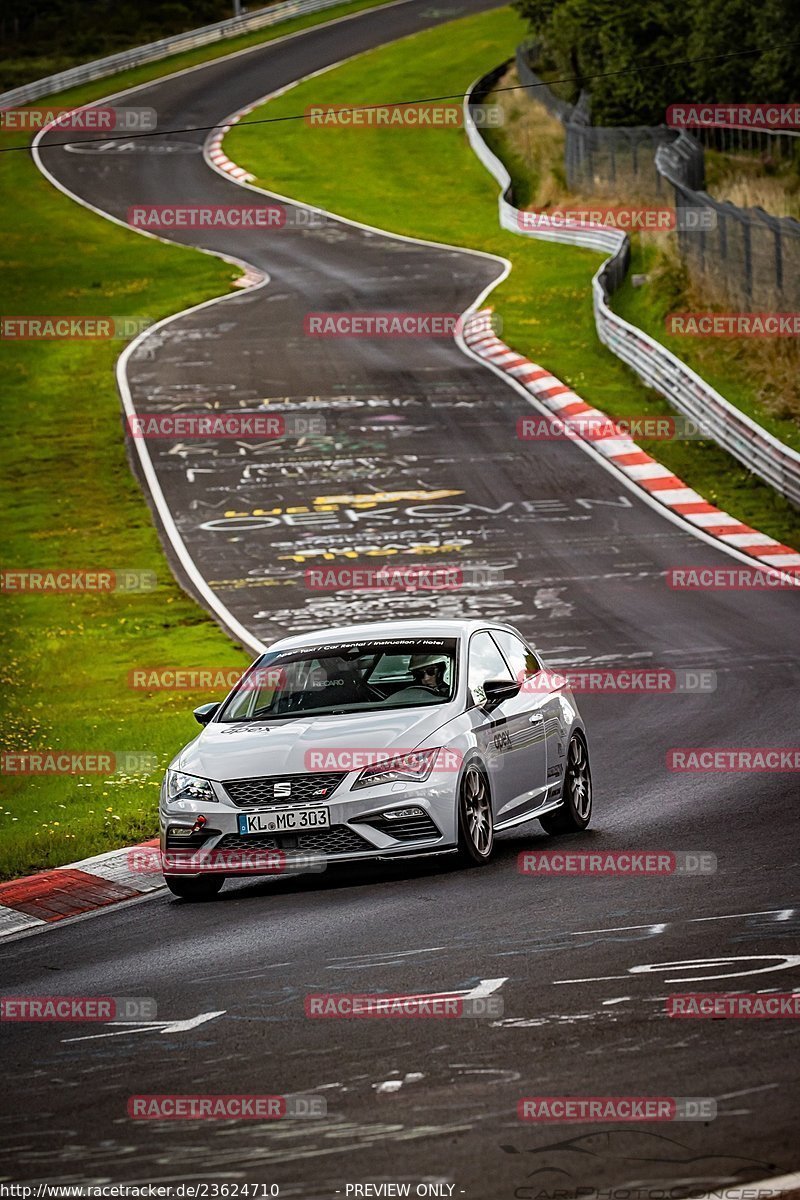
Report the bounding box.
[656,137,800,311]
[464,68,800,508]
[514,44,695,199]
[514,44,800,311]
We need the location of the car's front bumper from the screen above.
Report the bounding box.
[158,775,458,877]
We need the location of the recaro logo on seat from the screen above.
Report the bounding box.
[273,781,292,798]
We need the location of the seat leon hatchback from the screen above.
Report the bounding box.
[159,619,592,899]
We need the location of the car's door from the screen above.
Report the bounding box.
[495,628,570,807]
[467,630,548,824]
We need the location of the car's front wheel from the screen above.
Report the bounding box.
[164,875,224,901]
[457,764,494,865]
[540,733,592,834]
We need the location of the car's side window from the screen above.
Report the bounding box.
[468,631,513,706]
[493,630,540,682]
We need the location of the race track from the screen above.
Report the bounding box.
[2,0,799,1192]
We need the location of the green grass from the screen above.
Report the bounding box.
[0,124,250,881]
[0,0,395,882]
[612,242,800,445]
[226,5,800,550]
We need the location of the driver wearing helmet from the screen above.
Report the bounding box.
[408,652,450,697]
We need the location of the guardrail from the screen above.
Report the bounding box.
[0,0,360,108]
[464,67,800,508]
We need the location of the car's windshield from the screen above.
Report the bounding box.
[217,638,459,721]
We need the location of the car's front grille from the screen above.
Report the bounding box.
[358,811,441,843]
[223,772,346,808]
[217,825,372,856]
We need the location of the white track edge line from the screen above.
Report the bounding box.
[28,0,503,659]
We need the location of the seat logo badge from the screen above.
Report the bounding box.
[273,781,291,798]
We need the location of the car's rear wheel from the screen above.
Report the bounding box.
[540,733,592,834]
[164,875,224,901]
[457,764,494,865]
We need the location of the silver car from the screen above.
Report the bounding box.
[159,619,592,899]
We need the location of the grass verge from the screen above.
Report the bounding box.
[227,9,800,549]
[0,0,394,882]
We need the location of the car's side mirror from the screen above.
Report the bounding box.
[193,702,220,727]
[482,678,521,709]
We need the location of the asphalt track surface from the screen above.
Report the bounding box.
[3,0,799,1192]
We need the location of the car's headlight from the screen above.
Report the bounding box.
[161,770,217,804]
[353,748,440,790]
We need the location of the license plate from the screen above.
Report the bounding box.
[237,808,331,834]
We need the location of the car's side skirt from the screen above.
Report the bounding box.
[494,798,564,832]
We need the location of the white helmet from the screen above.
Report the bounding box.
[409,653,448,674]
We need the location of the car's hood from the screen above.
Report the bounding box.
[176,704,459,780]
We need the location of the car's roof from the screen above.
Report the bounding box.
[265,619,519,653]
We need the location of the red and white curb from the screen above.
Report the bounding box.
[206,109,267,290]
[0,840,163,938]
[463,311,800,576]
[206,112,255,183]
